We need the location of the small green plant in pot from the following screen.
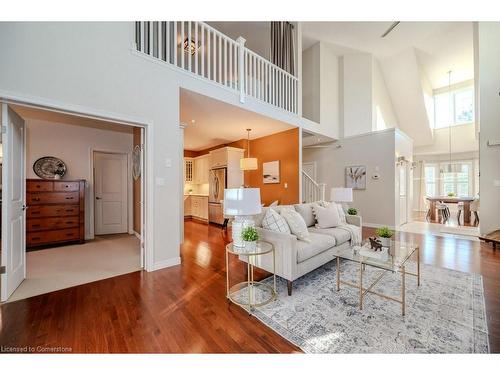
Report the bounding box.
[447,192,456,197]
[347,207,358,215]
[241,226,259,251]
[375,226,394,247]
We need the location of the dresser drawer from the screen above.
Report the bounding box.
[27,228,81,246]
[27,180,53,192]
[27,205,80,218]
[27,216,80,232]
[54,181,80,192]
[27,192,79,205]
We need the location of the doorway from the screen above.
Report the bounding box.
[1,102,148,302]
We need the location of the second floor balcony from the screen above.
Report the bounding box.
[134,21,299,115]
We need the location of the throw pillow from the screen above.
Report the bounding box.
[332,202,347,224]
[261,208,291,234]
[281,209,311,242]
[312,203,341,229]
[293,203,316,227]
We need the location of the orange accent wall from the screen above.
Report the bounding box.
[184,128,300,206]
[133,127,141,234]
[241,128,300,206]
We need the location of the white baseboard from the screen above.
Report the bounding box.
[133,231,141,240]
[364,222,397,230]
[151,257,181,271]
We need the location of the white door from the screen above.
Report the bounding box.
[94,152,128,235]
[398,164,408,226]
[1,104,26,302]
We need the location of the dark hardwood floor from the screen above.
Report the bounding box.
[0,219,499,353]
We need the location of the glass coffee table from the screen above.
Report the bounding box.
[332,240,420,315]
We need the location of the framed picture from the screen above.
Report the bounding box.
[345,166,366,190]
[263,161,280,184]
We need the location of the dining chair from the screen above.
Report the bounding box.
[436,201,449,223]
[457,201,465,224]
[470,198,480,226]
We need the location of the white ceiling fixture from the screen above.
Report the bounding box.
[240,129,258,171]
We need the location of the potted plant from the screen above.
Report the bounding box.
[241,226,259,251]
[347,207,358,215]
[375,226,394,248]
[447,192,456,197]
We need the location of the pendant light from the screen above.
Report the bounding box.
[240,129,258,171]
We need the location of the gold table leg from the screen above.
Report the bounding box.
[247,259,252,315]
[359,261,363,310]
[336,257,340,291]
[417,247,421,287]
[402,265,406,316]
[226,249,230,299]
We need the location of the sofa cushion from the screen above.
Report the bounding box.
[253,207,268,227]
[312,203,341,228]
[293,203,316,227]
[296,232,336,263]
[261,208,291,234]
[281,208,311,242]
[308,226,351,246]
[273,205,296,215]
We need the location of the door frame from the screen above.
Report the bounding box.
[89,149,133,238]
[0,94,152,274]
[302,161,317,181]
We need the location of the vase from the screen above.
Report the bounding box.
[378,237,391,248]
[54,174,61,180]
[243,241,257,252]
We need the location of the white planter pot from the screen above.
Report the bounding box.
[244,241,257,252]
[378,237,391,248]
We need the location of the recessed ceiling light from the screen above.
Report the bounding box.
[191,119,196,124]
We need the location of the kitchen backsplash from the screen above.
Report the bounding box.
[184,183,209,195]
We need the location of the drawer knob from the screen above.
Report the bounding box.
[65,197,74,200]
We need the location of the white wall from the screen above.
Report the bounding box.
[478,22,500,235]
[0,22,309,270]
[342,53,373,137]
[26,119,133,239]
[372,58,398,131]
[302,43,321,123]
[414,124,478,155]
[394,130,413,226]
[303,129,397,227]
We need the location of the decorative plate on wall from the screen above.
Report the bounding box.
[33,156,67,179]
[132,145,141,181]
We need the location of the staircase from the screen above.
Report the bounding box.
[302,171,326,203]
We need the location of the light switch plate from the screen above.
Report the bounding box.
[494,180,500,187]
[156,177,166,186]
[165,158,172,168]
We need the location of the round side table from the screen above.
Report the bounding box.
[225,240,276,314]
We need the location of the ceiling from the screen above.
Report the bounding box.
[302,21,474,88]
[10,105,134,134]
[180,89,295,151]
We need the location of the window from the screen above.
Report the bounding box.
[434,85,474,129]
[424,165,437,197]
[439,162,472,197]
[424,161,474,197]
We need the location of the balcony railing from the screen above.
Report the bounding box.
[134,21,299,115]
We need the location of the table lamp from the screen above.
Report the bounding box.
[224,188,262,247]
[331,187,353,211]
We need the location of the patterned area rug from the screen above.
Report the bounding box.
[246,260,489,353]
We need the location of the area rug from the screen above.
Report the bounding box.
[246,260,489,353]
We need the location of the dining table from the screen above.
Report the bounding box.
[426,196,475,224]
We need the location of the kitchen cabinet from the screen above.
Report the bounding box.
[193,154,210,184]
[184,195,208,221]
[184,158,194,183]
[208,147,244,188]
[209,148,227,169]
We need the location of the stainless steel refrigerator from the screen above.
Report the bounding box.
[208,167,226,225]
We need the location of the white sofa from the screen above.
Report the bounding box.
[241,202,362,296]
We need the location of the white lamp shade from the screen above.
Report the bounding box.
[224,188,262,216]
[330,187,353,202]
[240,157,258,171]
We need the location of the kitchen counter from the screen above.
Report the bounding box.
[184,193,209,197]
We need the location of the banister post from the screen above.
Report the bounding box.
[319,183,327,202]
[237,36,246,103]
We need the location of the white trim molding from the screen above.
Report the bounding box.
[152,257,181,271]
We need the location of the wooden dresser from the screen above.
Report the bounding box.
[26,179,85,248]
